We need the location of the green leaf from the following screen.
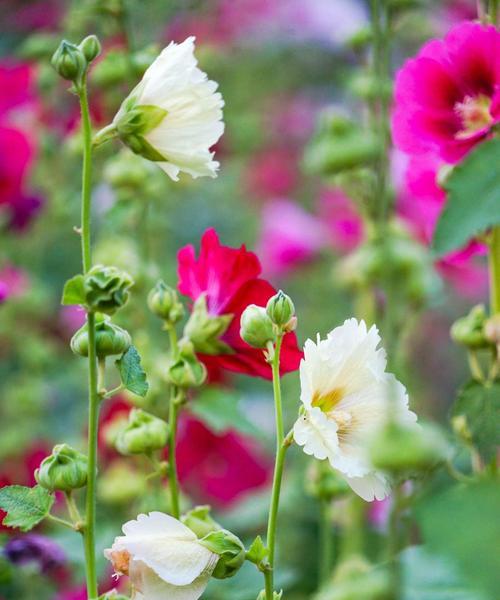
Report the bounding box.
[61,274,86,306]
[433,138,500,256]
[189,388,261,438]
[246,535,268,565]
[0,485,54,532]
[115,345,149,397]
[452,380,500,461]
[415,480,500,598]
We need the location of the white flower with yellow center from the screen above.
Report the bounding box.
[107,36,224,181]
[293,318,416,501]
[104,511,219,600]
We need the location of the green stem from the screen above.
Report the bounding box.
[47,513,76,531]
[489,226,500,315]
[319,499,334,586]
[167,326,181,519]
[78,79,99,600]
[265,335,287,599]
[387,483,402,600]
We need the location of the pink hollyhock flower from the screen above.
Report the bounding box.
[178,228,303,379]
[392,22,500,162]
[0,265,30,302]
[257,198,327,276]
[318,188,364,252]
[0,62,35,118]
[244,147,299,199]
[176,415,271,507]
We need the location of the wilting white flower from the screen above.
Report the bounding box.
[110,36,224,181]
[293,318,416,501]
[104,511,219,600]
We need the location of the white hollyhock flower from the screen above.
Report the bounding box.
[104,511,219,600]
[110,36,224,181]
[293,318,416,501]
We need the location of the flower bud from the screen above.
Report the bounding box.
[485,314,500,346]
[183,295,232,355]
[266,291,295,328]
[35,444,88,492]
[71,315,131,358]
[167,341,207,388]
[79,35,101,63]
[240,305,275,349]
[98,461,147,505]
[147,280,184,324]
[199,529,246,579]
[51,40,87,83]
[451,304,491,349]
[305,461,350,500]
[181,505,220,538]
[84,265,134,315]
[115,409,168,456]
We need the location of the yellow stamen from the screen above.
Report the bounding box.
[455,94,492,139]
[312,387,344,412]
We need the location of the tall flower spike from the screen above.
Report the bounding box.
[101,36,224,181]
[293,318,417,501]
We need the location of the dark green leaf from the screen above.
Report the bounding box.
[189,388,261,437]
[433,138,500,256]
[0,485,54,532]
[452,380,500,461]
[61,274,86,306]
[115,345,149,397]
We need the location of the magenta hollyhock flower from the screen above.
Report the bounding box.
[392,22,500,162]
[178,228,303,379]
[244,147,299,199]
[0,61,35,117]
[176,415,271,507]
[318,188,364,253]
[257,199,327,276]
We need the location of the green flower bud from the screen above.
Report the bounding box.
[183,295,233,355]
[35,444,88,492]
[305,461,350,501]
[266,290,295,328]
[181,505,220,538]
[240,305,275,349]
[115,409,168,456]
[370,422,448,474]
[451,304,491,350]
[79,35,101,63]
[98,460,147,505]
[167,341,207,388]
[51,40,87,83]
[84,265,134,315]
[91,49,129,87]
[199,529,246,579]
[71,315,131,358]
[148,280,184,324]
[18,33,58,60]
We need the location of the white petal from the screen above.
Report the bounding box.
[122,512,196,540]
[343,472,390,502]
[293,407,339,461]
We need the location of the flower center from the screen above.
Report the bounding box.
[455,94,493,139]
[312,387,344,413]
[110,550,131,577]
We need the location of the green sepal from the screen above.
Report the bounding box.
[246,536,268,567]
[0,485,54,532]
[199,529,246,579]
[183,294,233,355]
[62,274,86,305]
[116,105,168,136]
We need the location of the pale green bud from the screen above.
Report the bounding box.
[240,305,275,349]
[35,444,88,492]
[451,304,491,350]
[115,409,168,456]
[183,295,232,355]
[167,341,207,388]
[199,529,246,579]
[181,505,220,538]
[71,315,131,358]
[84,265,134,315]
[147,280,184,324]
[98,460,147,505]
[51,40,86,83]
[79,35,101,63]
[266,290,295,327]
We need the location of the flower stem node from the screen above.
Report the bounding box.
[115,409,168,456]
[451,304,492,349]
[147,280,184,325]
[183,294,232,355]
[167,341,207,388]
[198,529,246,579]
[35,444,88,493]
[79,35,101,64]
[51,40,87,84]
[266,291,295,329]
[71,314,131,358]
[181,505,221,538]
[240,305,276,349]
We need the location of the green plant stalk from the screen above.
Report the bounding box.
[264,334,287,599]
[489,226,500,315]
[78,76,100,600]
[387,483,403,600]
[319,499,334,586]
[167,326,181,519]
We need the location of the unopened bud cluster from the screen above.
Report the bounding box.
[71,314,131,358]
[35,444,88,492]
[148,280,184,326]
[167,341,207,388]
[451,304,495,350]
[51,35,101,88]
[240,291,296,349]
[115,409,168,456]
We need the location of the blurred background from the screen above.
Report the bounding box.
[0,1,493,599]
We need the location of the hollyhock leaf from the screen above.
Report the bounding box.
[433,138,500,256]
[115,345,149,397]
[451,380,500,462]
[189,388,261,438]
[0,485,54,532]
[61,274,86,306]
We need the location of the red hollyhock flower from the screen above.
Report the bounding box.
[178,228,302,379]
[176,415,271,507]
